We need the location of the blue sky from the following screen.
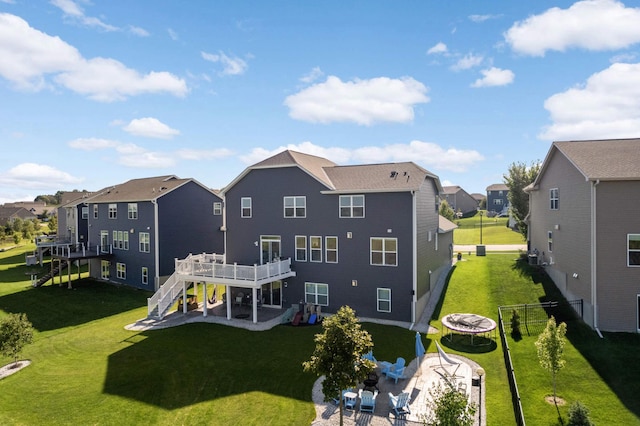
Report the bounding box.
[2,0,640,203]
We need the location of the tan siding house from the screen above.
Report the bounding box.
[526,138,640,333]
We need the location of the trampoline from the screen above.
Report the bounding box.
[441,313,497,345]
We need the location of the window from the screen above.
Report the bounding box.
[284,196,306,218]
[339,195,364,218]
[371,237,397,266]
[81,206,88,219]
[100,230,109,253]
[128,203,138,219]
[241,197,252,218]
[325,236,338,263]
[550,188,559,210]
[305,282,328,306]
[101,260,109,279]
[113,231,128,250]
[627,234,640,266]
[295,235,307,262]
[108,204,117,219]
[139,232,150,253]
[310,236,322,262]
[116,263,126,280]
[493,199,503,206]
[377,288,391,312]
[142,267,148,285]
[93,204,98,219]
[548,231,553,253]
[213,202,222,215]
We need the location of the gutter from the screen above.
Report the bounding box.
[591,179,600,334]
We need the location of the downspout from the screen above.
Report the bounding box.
[152,199,160,291]
[591,179,603,338]
[410,190,417,329]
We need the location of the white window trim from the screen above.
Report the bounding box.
[142,267,148,285]
[325,236,338,263]
[116,262,126,280]
[139,232,150,253]
[283,196,306,218]
[627,234,640,267]
[93,204,98,219]
[550,188,559,210]
[128,203,138,220]
[213,202,222,215]
[305,282,329,306]
[339,194,365,218]
[370,237,398,267]
[101,260,109,279]
[108,203,117,219]
[310,236,322,262]
[377,288,392,313]
[81,206,89,219]
[241,197,252,218]
[548,231,553,253]
[295,235,307,262]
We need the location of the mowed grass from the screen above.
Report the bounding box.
[453,211,525,245]
[437,254,640,425]
[0,244,418,426]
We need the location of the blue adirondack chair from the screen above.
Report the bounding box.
[358,389,378,413]
[384,357,406,383]
[388,391,411,417]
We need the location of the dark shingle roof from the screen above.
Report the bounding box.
[89,175,195,203]
[553,138,640,180]
[486,183,508,191]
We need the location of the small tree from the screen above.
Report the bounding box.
[567,401,594,426]
[423,382,477,426]
[0,313,34,367]
[439,199,455,221]
[535,316,567,404]
[503,160,541,238]
[303,306,374,426]
[510,309,521,339]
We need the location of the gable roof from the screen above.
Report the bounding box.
[486,183,508,191]
[438,215,457,233]
[552,138,640,181]
[442,185,462,195]
[224,149,442,194]
[89,175,217,203]
[0,206,35,225]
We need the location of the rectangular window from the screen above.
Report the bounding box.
[117,231,124,249]
[310,236,322,262]
[295,235,307,262]
[81,206,88,219]
[377,288,391,313]
[284,196,306,218]
[123,231,129,250]
[305,282,329,306]
[493,199,503,206]
[93,204,98,219]
[339,195,365,218]
[241,197,252,218]
[627,234,640,266]
[108,203,117,219]
[116,263,126,280]
[142,267,148,285]
[371,237,398,266]
[128,203,138,219]
[213,202,222,215]
[325,236,338,263]
[100,230,109,253]
[139,232,150,253]
[101,260,109,279]
[550,188,559,210]
[548,231,553,253]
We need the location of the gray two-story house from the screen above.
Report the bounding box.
[441,185,479,217]
[86,175,224,290]
[526,138,640,333]
[221,150,451,323]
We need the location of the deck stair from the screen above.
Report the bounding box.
[34,260,69,287]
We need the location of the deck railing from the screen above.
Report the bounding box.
[147,272,183,318]
[175,254,293,284]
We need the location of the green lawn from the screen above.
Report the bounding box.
[2,245,638,425]
[438,254,640,425]
[453,211,525,245]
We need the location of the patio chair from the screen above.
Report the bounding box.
[234,292,244,307]
[362,350,377,363]
[358,389,378,413]
[383,357,406,383]
[434,341,462,379]
[388,391,410,418]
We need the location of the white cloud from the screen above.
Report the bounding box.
[0,14,188,100]
[539,62,640,140]
[68,137,121,150]
[427,42,448,55]
[284,76,429,125]
[168,28,178,40]
[1,0,16,4]
[471,67,515,88]
[123,117,180,139]
[50,0,118,32]
[201,51,249,76]
[0,163,82,189]
[128,25,149,37]
[469,14,501,23]
[119,152,175,168]
[610,52,637,63]
[505,0,640,56]
[450,53,484,71]
[300,67,324,84]
[241,140,483,173]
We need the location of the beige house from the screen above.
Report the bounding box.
[526,138,640,333]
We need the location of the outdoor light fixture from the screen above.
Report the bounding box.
[573,273,579,279]
[351,280,358,287]
[476,367,485,425]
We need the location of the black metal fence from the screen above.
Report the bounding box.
[497,299,583,426]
